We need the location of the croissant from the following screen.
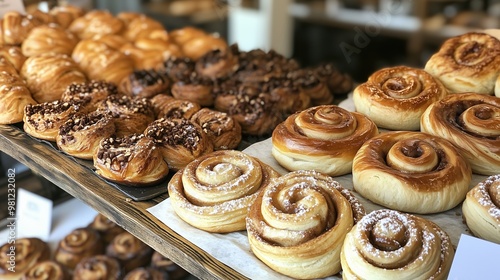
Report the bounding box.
[69,10,124,39]
[49,5,86,29]
[21,24,79,57]
[0,70,36,125]
[120,37,182,70]
[0,11,41,46]
[0,46,26,71]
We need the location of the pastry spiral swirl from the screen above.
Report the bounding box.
[352,131,471,213]
[246,170,365,279]
[0,238,50,279]
[54,228,105,270]
[168,150,280,232]
[22,260,70,280]
[88,213,125,244]
[123,267,167,280]
[272,105,378,176]
[425,32,500,94]
[462,174,500,244]
[420,93,500,175]
[190,108,242,150]
[73,255,122,280]
[152,94,201,120]
[353,66,448,130]
[106,232,153,273]
[341,209,454,280]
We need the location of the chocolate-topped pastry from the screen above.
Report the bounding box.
[191,108,242,150]
[123,267,167,280]
[97,95,155,137]
[171,72,214,107]
[213,79,261,113]
[150,94,201,119]
[291,69,334,106]
[144,118,213,171]
[161,56,195,81]
[61,80,119,111]
[262,77,311,114]
[151,251,188,280]
[312,63,354,96]
[235,49,300,83]
[195,44,239,80]
[119,69,170,98]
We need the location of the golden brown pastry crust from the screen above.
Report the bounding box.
[462,174,500,244]
[425,32,500,94]
[272,105,378,176]
[246,170,365,279]
[420,93,500,175]
[55,228,105,270]
[94,134,169,186]
[169,26,207,46]
[353,66,448,130]
[341,209,454,280]
[144,118,213,171]
[120,14,165,42]
[21,53,87,103]
[190,108,242,150]
[195,45,239,79]
[69,10,124,40]
[153,95,201,120]
[0,238,50,280]
[73,255,122,280]
[22,260,70,280]
[0,11,41,46]
[87,213,125,245]
[106,232,153,273]
[0,70,36,125]
[123,267,167,280]
[0,46,26,71]
[21,24,78,57]
[120,37,182,70]
[181,34,227,61]
[168,150,280,232]
[49,5,86,29]
[353,131,471,214]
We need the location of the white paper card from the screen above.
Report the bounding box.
[16,188,53,241]
[0,0,25,17]
[448,234,500,280]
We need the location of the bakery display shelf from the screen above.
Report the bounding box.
[0,123,248,280]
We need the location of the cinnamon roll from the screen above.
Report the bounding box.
[420,93,500,175]
[0,238,50,280]
[246,170,365,279]
[123,267,167,280]
[168,150,280,232]
[171,72,214,107]
[272,105,378,176]
[94,134,169,186]
[425,32,500,94]
[106,232,153,273]
[462,174,500,244]
[21,24,78,57]
[88,213,125,244]
[73,255,122,280]
[97,95,155,137]
[119,69,170,98]
[341,209,454,280]
[55,228,105,270]
[22,261,70,280]
[150,251,188,280]
[0,71,36,125]
[144,118,213,171]
[60,80,119,111]
[23,100,88,141]
[352,131,471,214]
[56,111,116,160]
[0,46,26,71]
[353,66,448,130]
[195,44,239,79]
[21,53,87,103]
[68,10,124,40]
[190,108,242,150]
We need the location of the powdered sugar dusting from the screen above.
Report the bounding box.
[475,174,500,219]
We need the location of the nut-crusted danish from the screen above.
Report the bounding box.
[462,174,500,244]
[190,108,242,150]
[246,170,365,279]
[0,238,50,280]
[119,69,170,98]
[171,72,214,107]
[144,118,213,171]
[341,209,454,280]
[73,255,122,280]
[55,228,105,270]
[56,111,116,159]
[88,213,125,244]
[22,260,70,280]
[420,93,500,175]
[353,66,448,130]
[195,44,239,79]
[153,95,201,120]
[161,56,195,81]
[272,105,378,176]
[21,24,78,57]
[106,232,153,273]
[0,71,36,125]
[60,80,119,111]
[263,77,311,114]
[94,134,169,186]
[353,131,471,213]
[168,150,280,232]
[425,32,500,94]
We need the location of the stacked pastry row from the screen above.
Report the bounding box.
[0,213,188,280]
[166,149,464,279]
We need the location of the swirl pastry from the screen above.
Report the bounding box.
[97,95,155,137]
[55,228,105,270]
[425,32,500,94]
[0,46,26,71]
[293,70,334,106]
[195,44,239,79]
[0,238,50,280]
[49,5,86,29]
[353,131,471,213]
[272,105,378,176]
[119,69,170,98]
[144,118,213,171]
[168,150,280,232]
[88,213,125,244]
[190,108,242,150]
[212,79,247,113]
[21,53,87,103]
[21,24,78,57]
[56,111,116,159]
[313,63,354,96]
[60,80,119,111]
[123,267,167,280]
[235,49,300,84]
[106,232,153,273]
[462,174,500,244]
[69,10,124,40]
[246,170,365,279]
[22,260,70,280]
[23,100,88,141]
[0,71,36,125]
[94,134,169,186]
[353,66,448,131]
[171,72,214,107]
[152,94,201,119]
[341,209,454,280]
[150,251,188,280]
[263,77,311,114]
[73,255,122,280]
[420,93,500,175]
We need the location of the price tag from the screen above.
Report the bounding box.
[16,188,53,241]
[0,0,25,17]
